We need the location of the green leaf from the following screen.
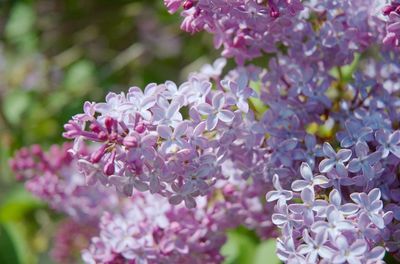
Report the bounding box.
[341,53,361,82]
[5,3,37,51]
[249,81,268,116]
[221,228,259,264]
[5,3,35,40]
[0,221,37,264]
[329,53,360,83]
[254,240,280,264]
[2,90,31,125]
[0,137,12,183]
[0,186,43,222]
[0,223,20,264]
[64,60,96,96]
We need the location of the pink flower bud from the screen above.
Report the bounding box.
[90,123,102,133]
[104,151,116,176]
[183,0,195,10]
[123,136,138,148]
[104,117,114,133]
[135,122,146,133]
[98,131,108,141]
[90,144,107,163]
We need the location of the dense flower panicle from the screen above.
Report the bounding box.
[82,180,276,264]
[82,193,225,264]
[61,46,400,263]
[383,1,400,48]
[10,0,400,263]
[263,51,400,262]
[63,65,273,208]
[165,0,304,63]
[62,45,400,262]
[51,219,98,264]
[10,143,117,221]
[164,0,388,64]
[10,142,276,263]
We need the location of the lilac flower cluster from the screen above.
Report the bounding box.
[82,177,277,264]
[62,35,400,264]
[263,46,400,261]
[51,219,97,264]
[11,142,274,263]
[63,66,271,208]
[10,143,117,221]
[82,193,226,264]
[383,1,400,48]
[269,174,390,263]
[164,0,388,64]
[164,0,303,63]
[10,0,400,263]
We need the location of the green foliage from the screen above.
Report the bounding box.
[0,186,44,264]
[0,222,38,264]
[5,2,37,51]
[0,187,43,222]
[222,227,280,264]
[2,90,32,126]
[0,223,21,264]
[64,60,96,96]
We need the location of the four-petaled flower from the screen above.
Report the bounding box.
[221,72,257,113]
[297,230,334,263]
[375,129,400,158]
[331,236,367,264]
[347,142,382,180]
[291,162,329,192]
[327,189,359,216]
[319,142,352,177]
[197,92,235,130]
[312,206,354,239]
[266,174,293,202]
[288,187,325,225]
[350,188,385,229]
[157,122,189,155]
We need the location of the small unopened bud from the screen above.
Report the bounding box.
[104,117,114,133]
[19,147,29,158]
[90,144,107,163]
[63,123,79,138]
[9,159,18,171]
[104,162,115,176]
[223,184,235,196]
[123,135,138,148]
[103,151,116,176]
[270,10,280,18]
[135,123,146,133]
[233,35,246,48]
[183,0,195,10]
[98,131,108,141]
[31,144,42,156]
[268,0,280,18]
[90,123,102,133]
[383,5,396,16]
[109,132,118,141]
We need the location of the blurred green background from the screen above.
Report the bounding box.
[0,1,281,263]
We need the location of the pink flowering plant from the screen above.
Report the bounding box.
[6,0,400,263]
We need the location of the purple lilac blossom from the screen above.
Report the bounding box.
[164,0,387,64]
[10,143,117,221]
[82,179,276,264]
[10,1,400,263]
